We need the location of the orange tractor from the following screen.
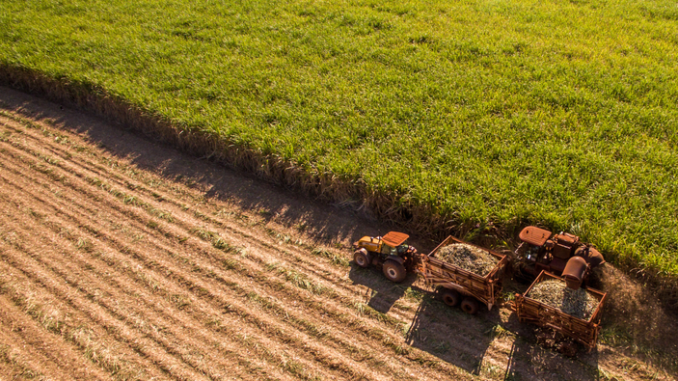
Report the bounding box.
[352,232,418,282]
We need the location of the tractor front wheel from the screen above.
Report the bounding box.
[353,250,371,268]
[382,260,407,283]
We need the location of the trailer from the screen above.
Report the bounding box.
[415,235,509,314]
[514,271,607,353]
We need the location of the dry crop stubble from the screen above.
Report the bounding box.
[0,163,330,380]
[0,111,448,378]
[0,95,675,380]
[0,110,470,378]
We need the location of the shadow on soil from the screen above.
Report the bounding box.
[501,311,603,381]
[405,291,497,375]
[347,265,417,314]
[348,263,496,375]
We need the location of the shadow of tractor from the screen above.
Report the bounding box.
[348,264,416,314]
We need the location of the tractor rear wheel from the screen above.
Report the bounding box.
[353,250,371,268]
[382,260,407,283]
[441,289,460,307]
[460,297,479,315]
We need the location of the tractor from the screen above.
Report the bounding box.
[515,226,606,289]
[352,231,418,283]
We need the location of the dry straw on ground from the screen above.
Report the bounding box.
[528,279,599,320]
[436,243,498,277]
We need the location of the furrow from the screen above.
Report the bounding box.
[0,130,446,378]
[0,227,212,381]
[1,116,362,294]
[0,194,304,381]
[0,116,476,380]
[0,292,116,381]
[0,171,364,380]
[0,132,468,378]
[0,185,386,381]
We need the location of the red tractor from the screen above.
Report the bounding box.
[352,231,418,283]
[515,226,605,289]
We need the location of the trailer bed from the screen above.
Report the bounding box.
[416,236,509,310]
[514,271,607,351]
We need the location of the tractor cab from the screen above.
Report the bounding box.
[515,226,605,289]
[352,232,417,283]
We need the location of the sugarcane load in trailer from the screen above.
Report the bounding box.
[354,232,509,314]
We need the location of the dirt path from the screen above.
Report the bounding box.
[0,86,675,380]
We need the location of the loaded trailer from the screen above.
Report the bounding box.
[514,270,607,353]
[415,235,509,314]
[351,230,608,354]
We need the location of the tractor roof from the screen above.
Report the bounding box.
[382,232,409,247]
[519,226,552,246]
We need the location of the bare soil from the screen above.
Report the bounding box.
[0,86,676,380]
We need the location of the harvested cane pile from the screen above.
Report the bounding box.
[436,243,498,277]
[528,279,599,320]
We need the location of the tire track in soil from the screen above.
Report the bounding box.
[2,97,673,381]
[0,117,468,378]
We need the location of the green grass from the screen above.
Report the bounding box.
[1,0,677,274]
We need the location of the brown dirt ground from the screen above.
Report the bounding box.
[0,86,676,381]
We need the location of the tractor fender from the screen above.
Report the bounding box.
[386,255,405,265]
[355,247,369,256]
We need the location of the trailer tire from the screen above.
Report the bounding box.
[353,250,371,268]
[382,260,407,283]
[441,289,460,307]
[461,297,479,315]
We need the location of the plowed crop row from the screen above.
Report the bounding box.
[0,100,673,380]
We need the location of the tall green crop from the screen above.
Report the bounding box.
[1,0,677,273]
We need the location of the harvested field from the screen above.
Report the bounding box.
[527,280,599,320]
[436,243,498,277]
[0,87,676,380]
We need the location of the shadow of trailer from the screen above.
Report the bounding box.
[415,235,510,315]
[514,270,608,354]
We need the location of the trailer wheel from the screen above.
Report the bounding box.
[382,260,407,283]
[441,289,460,307]
[460,297,479,315]
[353,250,371,268]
